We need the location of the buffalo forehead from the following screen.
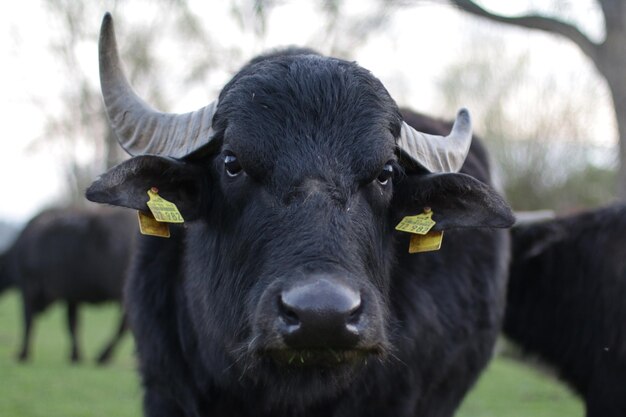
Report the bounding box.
[218,54,399,180]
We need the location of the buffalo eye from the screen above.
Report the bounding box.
[224,152,243,177]
[376,163,394,185]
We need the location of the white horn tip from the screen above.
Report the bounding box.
[457,107,471,124]
[452,108,472,136]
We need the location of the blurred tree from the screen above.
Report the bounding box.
[34,0,217,206]
[310,0,397,58]
[449,0,626,198]
[229,0,397,59]
[437,32,616,212]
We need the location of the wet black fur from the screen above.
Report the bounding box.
[0,207,135,363]
[505,204,626,417]
[89,49,513,416]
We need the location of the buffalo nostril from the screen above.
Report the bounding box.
[278,296,301,327]
[348,302,363,326]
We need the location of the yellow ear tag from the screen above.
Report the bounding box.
[395,208,436,235]
[395,208,443,253]
[409,231,444,253]
[137,211,171,238]
[146,187,184,223]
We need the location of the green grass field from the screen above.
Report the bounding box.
[0,290,583,416]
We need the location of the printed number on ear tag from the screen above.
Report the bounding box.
[146,187,184,223]
[395,208,436,235]
[137,211,170,238]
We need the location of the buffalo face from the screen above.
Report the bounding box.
[178,54,401,393]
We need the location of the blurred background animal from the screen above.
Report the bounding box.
[505,203,626,417]
[0,207,136,364]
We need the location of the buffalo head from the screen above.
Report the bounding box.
[87,13,513,407]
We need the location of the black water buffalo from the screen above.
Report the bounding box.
[86,13,514,417]
[0,207,135,363]
[505,204,626,417]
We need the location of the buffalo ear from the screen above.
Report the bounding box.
[85,155,205,220]
[394,173,515,230]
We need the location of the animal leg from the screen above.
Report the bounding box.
[67,302,81,362]
[96,312,128,364]
[17,298,33,362]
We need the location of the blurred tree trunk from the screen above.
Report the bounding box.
[450,0,626,199]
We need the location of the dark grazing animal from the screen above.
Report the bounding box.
[0,207,135,363]
[505,204,626,417]
[86,13,515,417]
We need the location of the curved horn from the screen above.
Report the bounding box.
[398,108,472,173]
[99,12,217,158]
